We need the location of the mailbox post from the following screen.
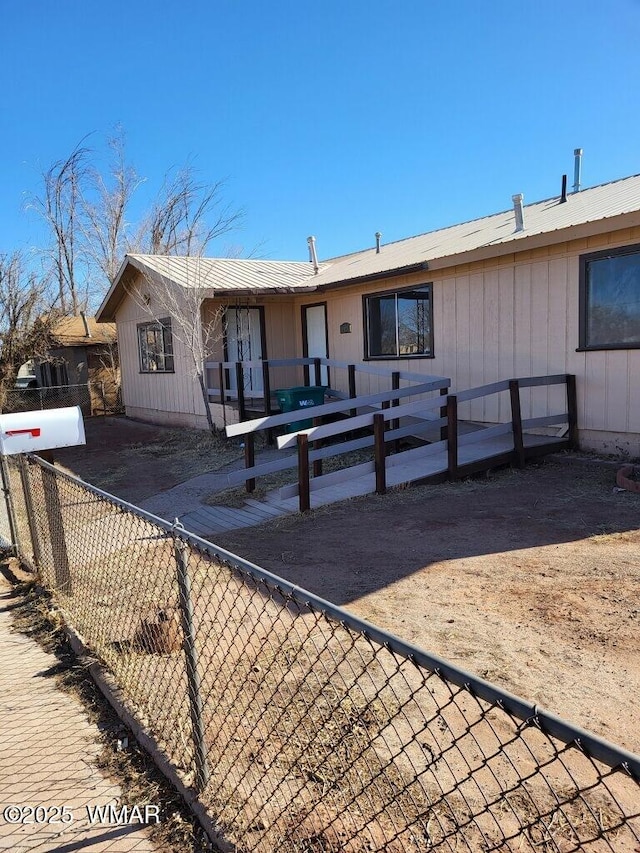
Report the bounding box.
[0,407,86,592]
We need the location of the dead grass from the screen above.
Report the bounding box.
[497,785,629,853]
[196,624,434,853]
[13,564,633,852]
[54,424,253,493]
[124,426,248,477]
[204,465,293,507]
[8,451,639,852]
[203,447,374,508]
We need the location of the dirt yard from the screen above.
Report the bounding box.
[53,416,244,504]
[55,417,640,756]
[215,460,640,756]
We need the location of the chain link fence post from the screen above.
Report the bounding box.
[18,456,43,569]
[0,455,20,555]
[174,534,210,793]
[41,462,72,593]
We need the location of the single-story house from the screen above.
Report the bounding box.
[96,171,640,455]
[37,315,120,415]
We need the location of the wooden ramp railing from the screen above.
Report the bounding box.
[206,358,318,422]
[205,356,447,422]
[225,373,578,513]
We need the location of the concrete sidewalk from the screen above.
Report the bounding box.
[0,573,164,852]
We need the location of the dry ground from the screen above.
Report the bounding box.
[214,459,640,756]
[54,416,244,504]
[55,418,640,757]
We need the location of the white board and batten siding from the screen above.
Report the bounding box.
[294,225,640,455]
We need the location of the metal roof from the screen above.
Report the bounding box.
[97,173,640,323]
[309,173,640,288]
[126,254,320,293]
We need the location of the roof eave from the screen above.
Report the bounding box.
[96,254,173,322]
[206,285,319,298]
[51,338,115,348]
[316,261,431,291]
[95,254,135,323]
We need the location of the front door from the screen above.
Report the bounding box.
[303,303,329,385]
[225,307,264,396]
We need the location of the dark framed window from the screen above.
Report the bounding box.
[137,318,174,372]
[40,360,69,387]
[579,244,640,350]
[364,285,433,359]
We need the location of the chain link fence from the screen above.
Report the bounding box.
[1,382,123,417]
[1,453,638,852]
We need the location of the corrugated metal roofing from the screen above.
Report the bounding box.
[127,254,320,293]
[309,173,640,288]
[98,172,640,323]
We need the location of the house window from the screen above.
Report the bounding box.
[364,285,433,358]
[580,244,640,349]
[40,360,69,387]
[137,319,174,372]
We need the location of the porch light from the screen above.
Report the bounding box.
[340,322,352,334]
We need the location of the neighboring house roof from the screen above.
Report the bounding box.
[96,173,640,322]
[51,316,117,347]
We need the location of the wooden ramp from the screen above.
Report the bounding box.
[175,372,579,535]
[180,430,568,536]
[180,498,290,538]
[274,430,567,509]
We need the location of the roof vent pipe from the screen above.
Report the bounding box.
[573,148,583,193]
[512,193,525,232]
[80,311,92,337]
[560,174,568,203]
[375,232,382,253]
[307,235,319,274]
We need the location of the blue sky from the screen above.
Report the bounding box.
[2,0,639,278]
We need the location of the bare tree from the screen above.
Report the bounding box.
[131,257,224,433]
[140,164,244,257]
[30,135,246,318]
[81,130,144,286]
[30,142,91,314]
[93,327,121,414]
[3,133,247,425]
[0,252,58,405]
[124,168,245,433]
